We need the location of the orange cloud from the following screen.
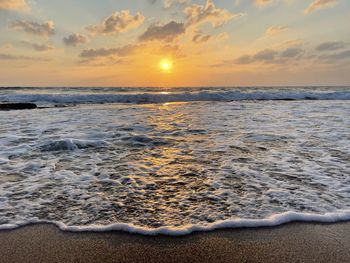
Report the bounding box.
[254,0,274,6]
[304,0,337,15]
[86,10,145,35]
[265,26,288,36]
[185,0,243,28]
[0,0,28,11]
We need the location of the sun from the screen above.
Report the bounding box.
[159,58,173,73]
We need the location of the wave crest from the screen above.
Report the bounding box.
[39,139,107,152]
[1,90,349,105]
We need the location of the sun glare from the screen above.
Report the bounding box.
[159,59,173,73]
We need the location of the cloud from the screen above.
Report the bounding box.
[9,20,55,36]
[0,0,29,11]
[0,53,49,61]
[253,0,297,7]
[192,31,228,43]
[230,47,303,65]
[139,21,186,42]
[164,0,190,9]
[254,49,279,61]
[236,47,303,64]
[217,32,229,40]
[147,0,190,8]
[20,40,54,51]
[78,57,125,67]
[63,33,88,46]
[232,50,278,64]
[319,50,350,62]
[234,54,254,64]
[279,39,304,48]
[86,10,144,35]
[265,26,288,36]
[304,0,337,15]
[254,0,274,6]
[80,44,141,59]
[316,41,347,51]
[185,0,244,28]
[280,47,303,58]
[192,33,211,43]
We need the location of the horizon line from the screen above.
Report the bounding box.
[1,85,349,89]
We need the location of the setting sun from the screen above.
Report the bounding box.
[159,59,173,73]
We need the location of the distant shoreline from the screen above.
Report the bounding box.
[0,86,349,89]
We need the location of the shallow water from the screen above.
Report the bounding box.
[0,92,349,234]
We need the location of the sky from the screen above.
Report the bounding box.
[0,0,349,87]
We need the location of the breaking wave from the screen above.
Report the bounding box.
[1,90,349,105]
[39,139,108,152]
[1,210,350,236]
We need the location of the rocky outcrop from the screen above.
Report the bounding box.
[0,103,37,111]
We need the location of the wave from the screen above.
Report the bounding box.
[1,90,349,105]
[1,210,350,236]
[39,139,107,152]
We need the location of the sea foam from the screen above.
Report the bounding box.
[0,90,349,105]
[39,139,108,151]
[0,90,349,236]
[1,210,350,236]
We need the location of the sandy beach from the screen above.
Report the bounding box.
[0,222,349,263]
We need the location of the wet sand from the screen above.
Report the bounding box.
[0,222,349,263]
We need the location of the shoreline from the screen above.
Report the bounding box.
[0,222,349,263]
[2,209,350,235]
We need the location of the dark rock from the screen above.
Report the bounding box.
[0,103,37,111]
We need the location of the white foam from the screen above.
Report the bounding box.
[0,95,349,236]
[39,139,107,151]
[0,90,349,105]
[1,210,350,236]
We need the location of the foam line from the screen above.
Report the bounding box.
[1,210,350,236]
[1,90,349,105]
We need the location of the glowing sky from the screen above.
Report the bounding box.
[0,0,349,86]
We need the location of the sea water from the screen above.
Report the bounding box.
[0,86,349,235]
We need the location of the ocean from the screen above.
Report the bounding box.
[0,86,349,235]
